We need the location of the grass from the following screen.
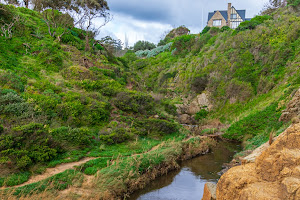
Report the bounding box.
[0,136,214,199]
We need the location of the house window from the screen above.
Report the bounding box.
[213,19,222,26]
[231,21,240,29]
[231,14,237,19]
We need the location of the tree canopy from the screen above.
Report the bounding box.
[133,40,156,52]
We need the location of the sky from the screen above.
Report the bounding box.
[97,0,269,47]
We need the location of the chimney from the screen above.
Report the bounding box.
[227,3,232,26]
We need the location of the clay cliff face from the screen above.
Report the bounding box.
[216,123,300,200]
[280,88,300,122]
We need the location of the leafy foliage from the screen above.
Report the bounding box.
[133,40,156,52]
[223,103,283,141]
[113,91,154,114]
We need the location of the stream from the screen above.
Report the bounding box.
[129,140,241,200]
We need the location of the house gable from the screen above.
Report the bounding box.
[229,6,244,28]
[207,11,227,28]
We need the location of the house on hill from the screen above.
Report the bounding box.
[207,3,251,29]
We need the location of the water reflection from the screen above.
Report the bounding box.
[129,140,241,200]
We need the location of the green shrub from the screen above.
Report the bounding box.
[235,15,272,32]
[224,103,283,141]
[84,167,98,175]
[134,119,179,137]
[0,72,25,92]
[195,109,209,121]
[221,26,231,32]
[81,79,123,96]
[51,127,94,148]
[171,34,196,56]
[287,0,300,6]
[201,26,211,34]
[191,74,208,93]
[0,123,60,170]
[0,92,30,116]
[0,125,3,133]
[99,128,133,144]
[113,92,154,114]
[3,172,31,187]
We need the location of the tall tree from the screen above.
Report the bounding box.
[74,0,111,51]
[32,0,74,40]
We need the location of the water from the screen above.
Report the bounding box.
[129,140,241,200]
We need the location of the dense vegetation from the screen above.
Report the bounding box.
[0,4,180,188]
[124,5,300,147]
[0,1,299,198]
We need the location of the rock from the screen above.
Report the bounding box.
[154,115,159,119]
[187,99,201,114]
[279,88,300,122]
[187,93,213,115]
[178,114,194,124]
[175,104,187,115]
[202,182,216,200]
[216,123,300,200]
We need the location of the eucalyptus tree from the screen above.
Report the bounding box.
[74,0,111,51]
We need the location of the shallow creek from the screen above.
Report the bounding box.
[129,140,241,200]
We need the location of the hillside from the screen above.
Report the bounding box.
[126,6,300,145]
[0,2,299,199]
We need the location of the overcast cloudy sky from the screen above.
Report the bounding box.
[97,0,269,46]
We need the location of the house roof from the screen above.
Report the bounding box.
[208,7,247,22]
[208,11,228,22]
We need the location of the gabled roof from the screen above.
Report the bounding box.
[236,10,246,21]
[208,11,228,21]
[207,7,247,22]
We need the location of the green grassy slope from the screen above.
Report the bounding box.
[0,4,181,187]
[124,7,299,145]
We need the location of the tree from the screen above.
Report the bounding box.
[100,36,123,53]
[261,0,287,14]
[133,40,156,52]
[74,0,111,51]
[32,0,75,40]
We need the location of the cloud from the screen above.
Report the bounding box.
[97,0,269,46]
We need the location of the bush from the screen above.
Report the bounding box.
[0,72,25,92]
[0,125,3,133]
[287,0,300,6]
[0,91,30,116]
[3,172,31,187]
[201,26,211,34]
[0,123,61,169]
[195,109,209,121]
[224,103,283,141]
[134,119,179,137]
[221,26,231,32]
[133,40,156,52]
[171,34,196,56]
[81,79,123,96]
[113,92,154,114]
[191,74,208,93]
[99,128,133,144]
[84,167,98,175]
[235,15,272,32]
[51,127,94,148]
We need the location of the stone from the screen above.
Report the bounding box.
[187,93,212,115]
[280,88,300,122]
[216,122,300,200]
[178,114,194,124]
[202,182,216,200]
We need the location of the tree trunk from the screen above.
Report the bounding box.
[24,0,29,8]
[85,31,90,51]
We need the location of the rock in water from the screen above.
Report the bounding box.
[202,182,217,200]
